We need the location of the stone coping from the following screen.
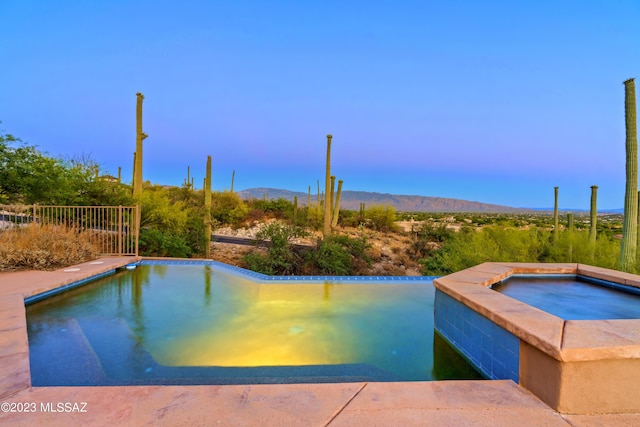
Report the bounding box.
[433,262,640,362]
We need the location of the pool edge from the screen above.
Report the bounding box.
[434,262,640,414]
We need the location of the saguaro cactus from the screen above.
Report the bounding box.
[204,155,212,258]
[330,176,336,220]
[618,78,638,272]
[323,134,333,237]
[567,213,574,231]
[184,166,191,189]
[589,185,598,246]
[132,152,136,185]
[553,187,559,242]
[332,179,344,228]
[567,213,574,262]
[132,92,148,197]
[637,190,640,265]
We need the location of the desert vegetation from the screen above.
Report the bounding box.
[0,224,99,271]
[0,123,628,275]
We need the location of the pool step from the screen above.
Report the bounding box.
[75,317,404,385]
[28,317,108,386]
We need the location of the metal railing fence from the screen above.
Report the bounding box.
[0,205,139,256]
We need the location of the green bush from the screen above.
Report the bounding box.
[336,209,361,227]
[307,234,371,275]
[211,191,248,226]
[305,205,324,231]
[420,225,622,276]
[242,222,306,275]
[138,228,192,258]
[248,198,293,218]
[365,205,398,232]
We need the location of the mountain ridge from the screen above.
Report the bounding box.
[238,187,531,213]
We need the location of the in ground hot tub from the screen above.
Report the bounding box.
[434,263,640,415]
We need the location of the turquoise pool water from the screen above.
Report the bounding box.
[493,275,640,320]
[26,262,481,386]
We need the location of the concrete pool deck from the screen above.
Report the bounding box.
[0,258,638,426]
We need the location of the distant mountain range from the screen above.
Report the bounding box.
[238,188,530,213]
[237,188,624,214]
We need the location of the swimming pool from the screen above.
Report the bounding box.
[492,274,640,320]
[26,261,481,386]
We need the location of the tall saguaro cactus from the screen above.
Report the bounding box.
[132,92,148,197]
[204,155,212,258]
[184,166,191,189]
[589,185,598,246]
[332,179,344,228]
[637,190,640,265]
[590,185,598,262]
[323,134,333,237]
[567,213,574,262]
[618,78,638,272]
[330,176,336,221]
[553,187,559,242]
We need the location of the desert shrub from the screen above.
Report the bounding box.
[305,235,371,275]
[420,225,622,275]
[337,210,361,227]
[242,222,306,275]
[0,224,99,270]
[305,235,371,276]
[305,205,324,231]
[136,186,209,257]
[365,205,398,233]
[138,228,192,258]
[248,198,293,219]
[421,226,547,275]
[309,239,352,275]
[211,191,248,226]
[138,189,190,231]
[542,229,620,268]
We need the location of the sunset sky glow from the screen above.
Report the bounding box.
[2,1,639,209]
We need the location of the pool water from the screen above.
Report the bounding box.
[493,275,640,320]
[26,263,481,386]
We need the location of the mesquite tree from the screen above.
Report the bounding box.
[618,78,638,272]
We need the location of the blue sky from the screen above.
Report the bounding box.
[1,1,638,209]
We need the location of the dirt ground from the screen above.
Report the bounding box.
[209,224,422,276]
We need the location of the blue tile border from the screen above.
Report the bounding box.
[139,259,438,284]
[491,273,640,296]
[434,289,519,382]
[24,259,439,304]
[24,269,116,305]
